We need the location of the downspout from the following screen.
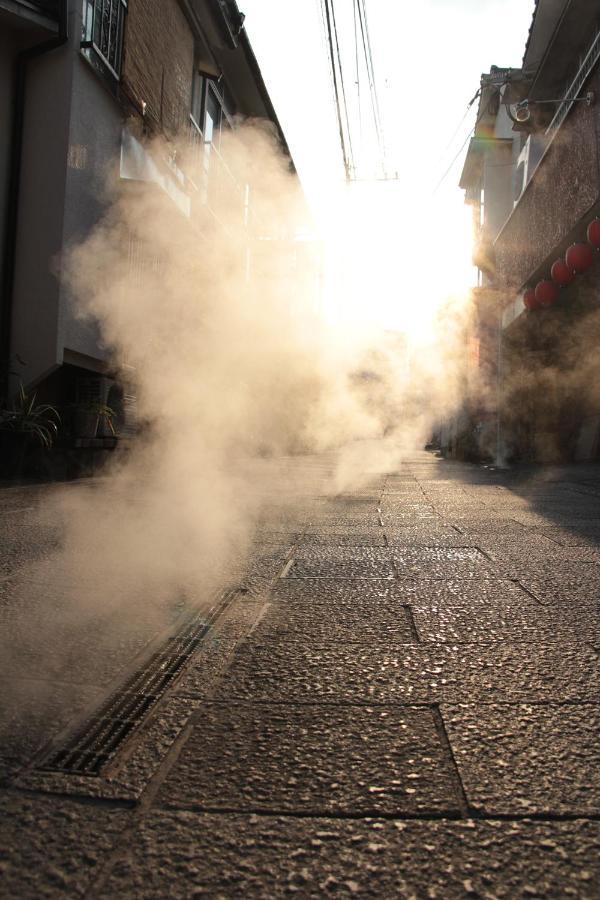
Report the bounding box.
[0,0,69,400]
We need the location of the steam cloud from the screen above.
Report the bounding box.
[3,122,473,696]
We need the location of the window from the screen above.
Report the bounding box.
[81,0,127,81]
[191,69,205,129]
[204,86,222,149]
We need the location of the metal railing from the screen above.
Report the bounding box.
[546,27,600,137]
[187,115,247,231]
[81,0,128,80]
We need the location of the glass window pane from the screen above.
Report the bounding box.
[205,90,221,147]
[191,71,204,125]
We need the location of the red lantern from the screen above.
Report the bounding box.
[551,259,574,286]
[523,288,538,310]
[587,219,600,248]
[535,280,559,307]
[566,242,594,273]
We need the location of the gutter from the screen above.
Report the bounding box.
[0,0,69,400]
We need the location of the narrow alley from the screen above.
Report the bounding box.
[1,450,598,896]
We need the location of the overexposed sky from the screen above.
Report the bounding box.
[242,0,537,331]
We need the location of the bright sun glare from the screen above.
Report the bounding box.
[323,180,475,336]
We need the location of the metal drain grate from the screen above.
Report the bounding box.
[39,589,237,776]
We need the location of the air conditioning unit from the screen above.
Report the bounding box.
[75,375,137,439]
[513,135,546,206]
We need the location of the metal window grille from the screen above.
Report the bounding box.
[81,0,127,80]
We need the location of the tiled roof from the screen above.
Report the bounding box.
[522,0,542,66]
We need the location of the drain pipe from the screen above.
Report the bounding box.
[0,0,69,400]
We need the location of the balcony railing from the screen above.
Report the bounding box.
[187,116,247,231]
[546,27,600,138]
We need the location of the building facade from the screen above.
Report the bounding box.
[457,0,600,464]
[1,0,308,473]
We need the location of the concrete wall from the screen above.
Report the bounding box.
[0,13,57,384]
[59,43,123,363]
[9,2,129,388]
[0,28,16,305]
[482,140,514,241]
[494,64,600,290]
[9,9,74,391]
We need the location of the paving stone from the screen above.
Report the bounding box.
[519,574,600,605]
[412,600,600,643]
[486,545,600,563]
[489,559,600,580]
[269,577,398,606]
[231,545,292,580]
[381,513,440,525]
[392,548,493,578]
[328,492,382,502]
[0,593,162,687]
[2,453,600,895]
[251,579,415,643]
[515,515,600,528]
[385,526,469,547]
[307,516,382,527]
[539,527,600,547]
[452,519,525,532]
[286,548,394,579]
[252,529,301,545]
[388,577,532,606]
[445,703,600,815]
[98,812,600,898]
[379,501,435,512]
[0,791,130,898]
[204,641,599,704]
[299,527,387,546]
[0,679,101,777]
[159,703,459,816]
[459,532,558,550]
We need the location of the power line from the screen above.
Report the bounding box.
[431,87,501,196]
[317,0,388,181]
[441,88,481,154]
[353,0,363,145]
[330,0,355,177]
[321,0,352,180]
[355,0,384,169]
[431,126,476,195]
[360,0,384,157]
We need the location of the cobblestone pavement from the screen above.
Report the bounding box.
[1,450,599,897]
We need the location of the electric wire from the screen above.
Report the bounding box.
[321,0,352,180]
[355,0,384,169]
[441,88,481,153]
[431,87,501,196]
[359,0,384,156]
[353,0,363,145]
[330,0,355,178]
[317,0,388,181]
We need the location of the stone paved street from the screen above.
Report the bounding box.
[1,450,599,897]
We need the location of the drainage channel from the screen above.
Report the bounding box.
[38,588,238,777]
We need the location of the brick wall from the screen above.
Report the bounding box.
[122,0,194,137]
[494,63,600,290]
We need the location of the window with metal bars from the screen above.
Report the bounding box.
[81,0,127,81]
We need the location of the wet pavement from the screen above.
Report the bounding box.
[1,450,599,897]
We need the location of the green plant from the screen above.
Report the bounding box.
[0,384,61,448]
[72,401,117,436]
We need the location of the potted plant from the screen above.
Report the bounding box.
[72,401,117,438]
[0,384,61,478]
